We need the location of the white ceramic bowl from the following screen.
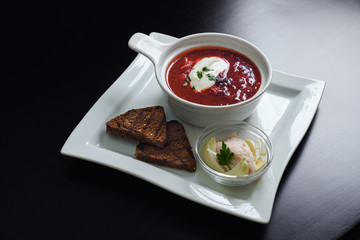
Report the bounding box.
[128,32,272,127]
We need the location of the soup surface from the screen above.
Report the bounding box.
[166,47,261,106]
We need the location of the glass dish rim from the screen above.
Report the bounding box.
[194,120,274,182]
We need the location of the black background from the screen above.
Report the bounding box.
[3,1,360,239]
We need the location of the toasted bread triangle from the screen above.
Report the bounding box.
[106,106,167,148]
[135,120,196,172]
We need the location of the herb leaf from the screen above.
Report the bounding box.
[216,141,234,169]
[197,71,203,79]
[207,74,218,81]
[183,76,191,87]
[202,66,212,72]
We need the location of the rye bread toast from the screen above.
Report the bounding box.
[135,120,196,172]
[106,106,167,148]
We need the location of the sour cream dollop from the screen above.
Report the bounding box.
[189,57,229,92]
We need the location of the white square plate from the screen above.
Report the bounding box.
[61,32,325,223]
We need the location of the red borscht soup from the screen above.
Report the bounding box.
[166,47,261,106]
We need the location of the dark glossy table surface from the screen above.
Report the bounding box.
[3,0,360,239]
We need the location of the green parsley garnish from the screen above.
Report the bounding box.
[216,141,234,169]
[207,74,218,81]
[202,66,212,72]
[197,71,203,79]
[183,76,191,87]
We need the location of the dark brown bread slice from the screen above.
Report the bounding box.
[135,120,196,172]
[106,106,167,148]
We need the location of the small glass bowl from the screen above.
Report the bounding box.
[194,121,274,186]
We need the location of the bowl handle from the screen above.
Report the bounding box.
[128,33,168,65]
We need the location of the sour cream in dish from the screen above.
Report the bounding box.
[188,57,229,92]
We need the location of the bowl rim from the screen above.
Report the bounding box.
[156,32,272,109]
[194,120,274,182]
